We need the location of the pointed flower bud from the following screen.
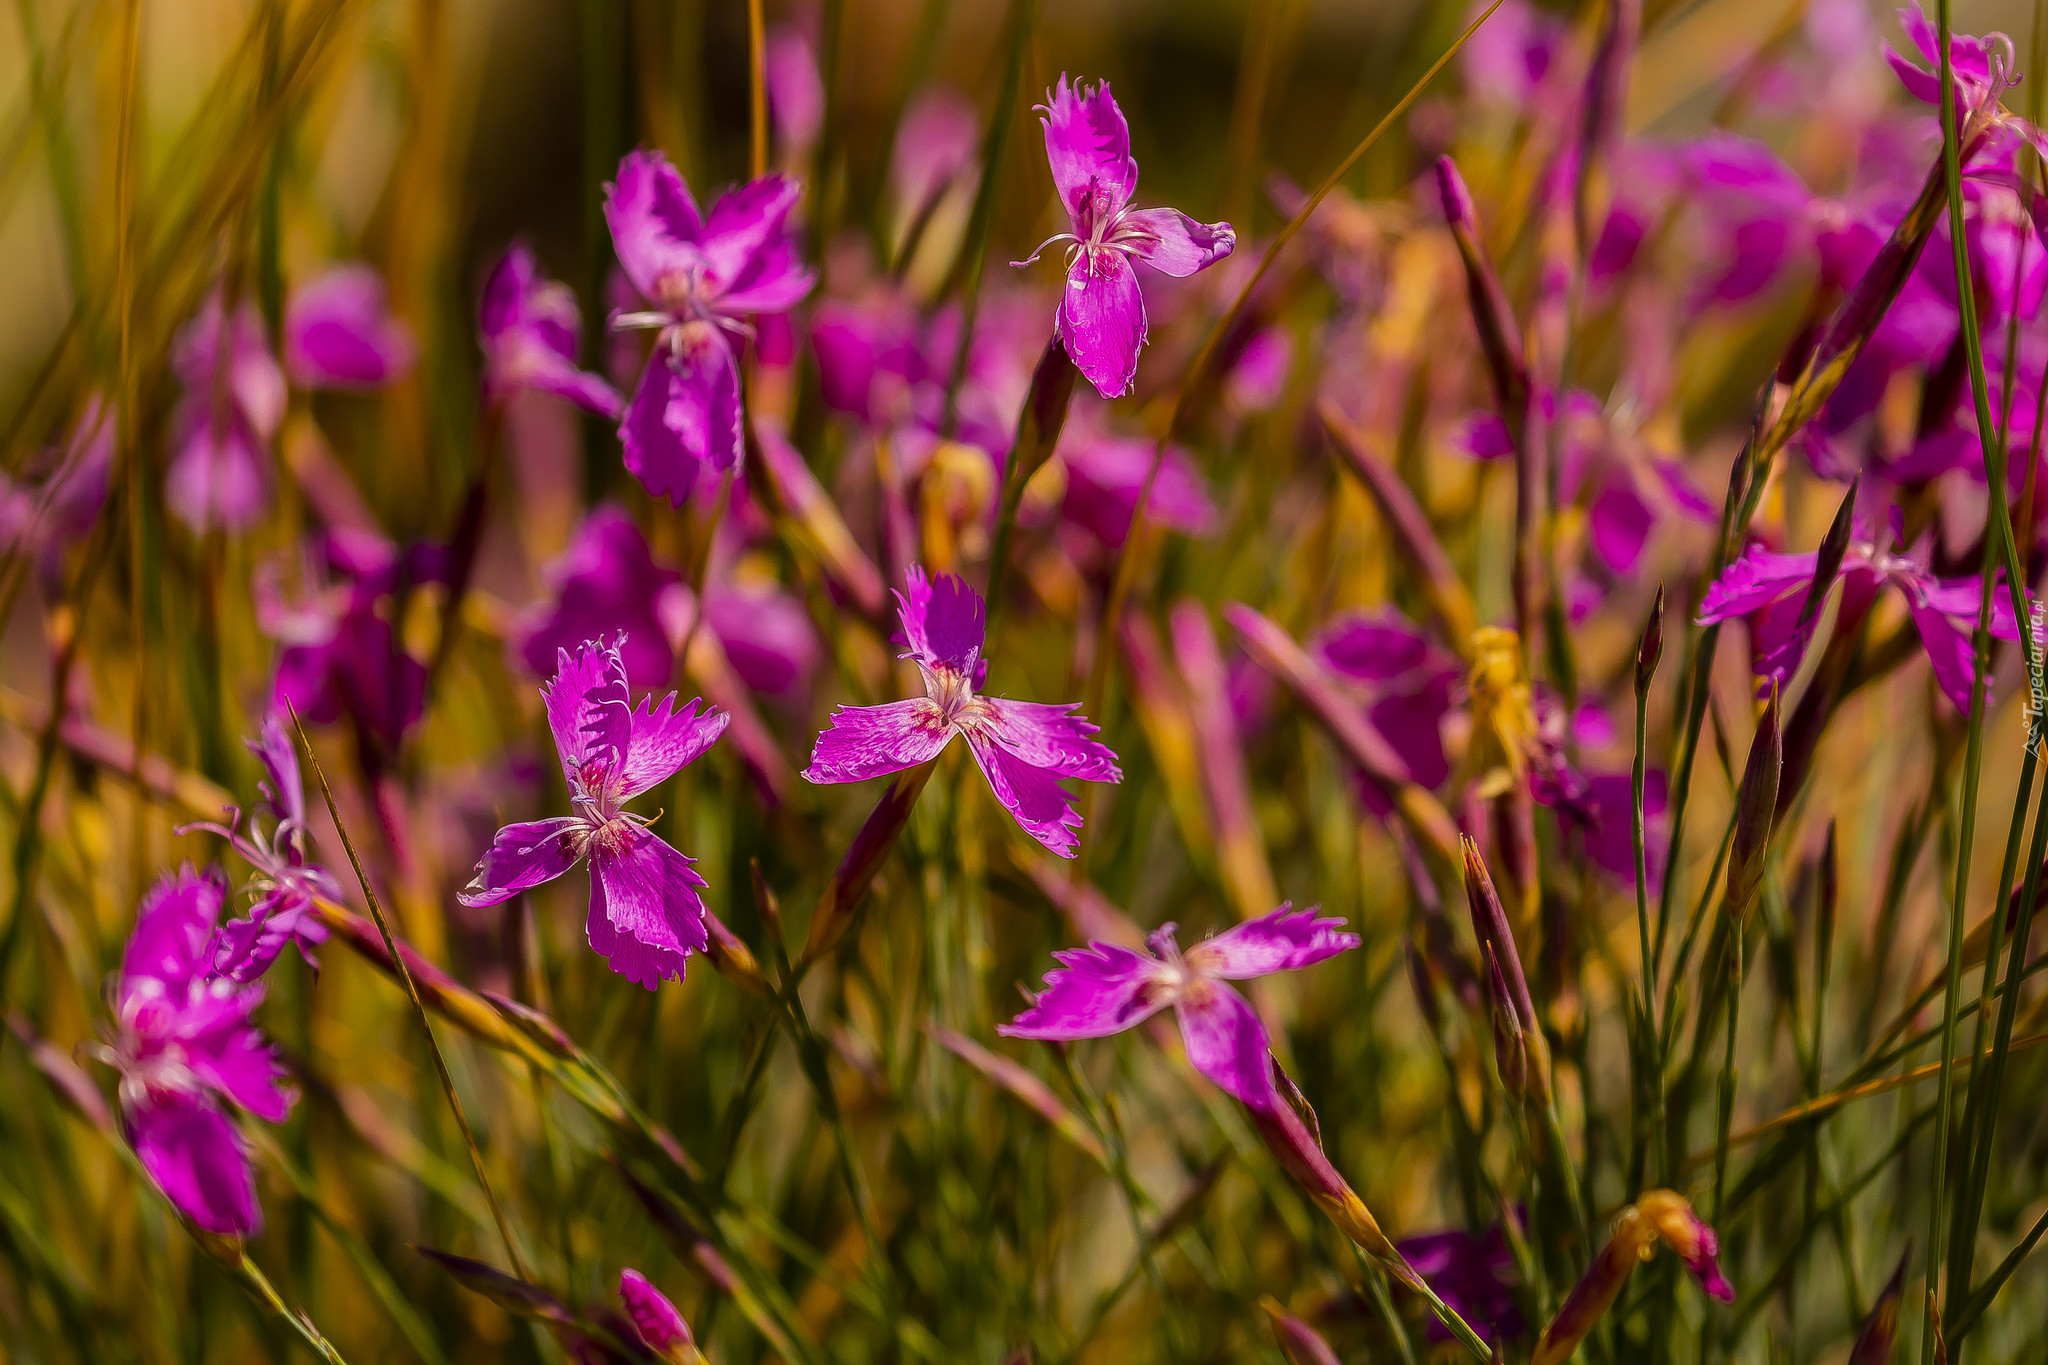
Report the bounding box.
[1486,944,1527,1102]
[619,1269,702,1363]
[1259,1297,1343,1365]
[1847,1250,1909,1365]
[1461,838,1548,1097]
[1726,690,1783,923]
[1435,155,1528,416]
[1532,1190,1732,1365]
[1635,586,1665,697]
[1245,1059,1400,1265]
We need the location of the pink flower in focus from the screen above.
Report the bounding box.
[1013,76,1235,398]
[167,292,286,535]
[1697,527,2021,711]
[460,639,726,989]
[180,714,340,982]
[804,568,1121,856]
[284,264,417,389]
[104,866,294,1236]
[1000,903,1360,1104]
[479,243,623,417]
[604,151,815,501]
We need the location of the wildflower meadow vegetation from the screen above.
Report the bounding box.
[7,0,2048,1359]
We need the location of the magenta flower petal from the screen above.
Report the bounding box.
[1906,592,1989,711]
[543,641,634,781]
[700,175,804,286]
[1174,981,1273,1105]
[604,151,705,301]
[1115,206,1235,277]
[979,699,1123,782]
[1184,903,1362,979]
[1058,248,1146,399]
[1696,544,1819,622]
[804,699,954,783]
[964,730,1087,857]
[1038,75,1137,218]
[619,695,729,798]
[619,1269,695,1353]
[1588,473,1657,576]
[998,941,1173,1039]
[895,565,986,672]
[123,864,232,990]
[185,1006,294,1122]
[284,265,416,389]
[587,828,709,989]
[621,332,743,504]
[128,1092,261,1237]
[703,583,821,694]
[459,816,583,908]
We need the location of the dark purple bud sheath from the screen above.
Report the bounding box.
[798,761,937,970]
[1486,944,1528,1102]
[1847,1249,1909,1365]
[1726,690,1783,926]
[1321,405,1479,648]
[1463,836,1550,1102]
[1635,585,1665,699]
[1436,156,1528,420]
[1243,1068,1402,1267]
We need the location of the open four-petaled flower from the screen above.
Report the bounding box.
[1014,76,1235,398]
[604,151,815,501]
[804,568,1121,856]
[104,866,294,1236]
[460,639,727,989]
[1000,904,1360,1104]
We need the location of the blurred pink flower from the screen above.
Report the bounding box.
[766,28,825,156]
[0,396,113,584]
[604,151,815,501]
[461,638,726,989]
[1001,903,1360,1104]
[479,243,622,417]
[167,292,285,534]
[805,568,1120,856]
[1013,76,1235,398]
[891,88,981,215]
[106,865,294,1237]
[284,264,417,389]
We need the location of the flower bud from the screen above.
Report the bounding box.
[1486,944,1527,1102]
[700,907,772,996]
[1635,585,1665,697]
[1847,1248,1909,1365]
[1532,1190,1731,1365]
[1461,838,1548,1097]
[1435,156,1528,416]
[619,1269,703,1364]
[1245,1060,1398,1265]
[1725,689,1783,923]
[800,762,937,968]
[1259,1297,1343,1365]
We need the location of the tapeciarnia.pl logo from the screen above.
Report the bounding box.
[2030,601,2047,758]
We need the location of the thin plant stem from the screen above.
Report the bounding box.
[747,0,766,178]
[285,702,531,1282]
